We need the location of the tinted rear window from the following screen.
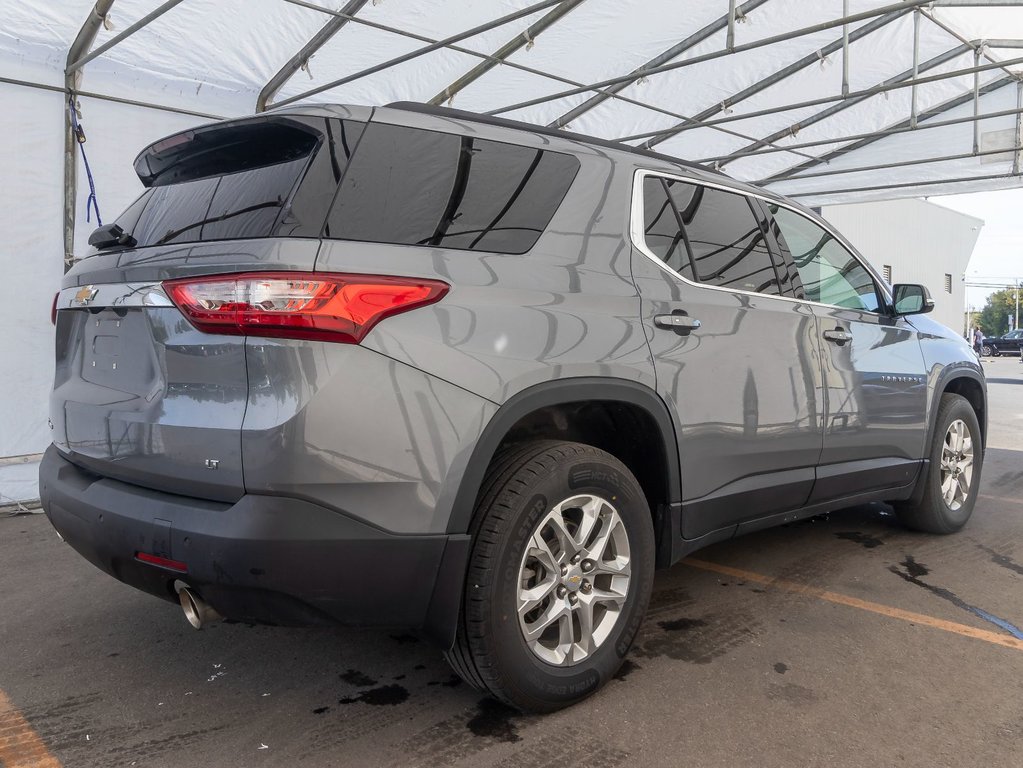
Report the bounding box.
[105,118,364,249]
[325,123,579,254]
[640,177,694,280]
[670,182,781,296]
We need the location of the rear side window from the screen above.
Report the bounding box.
[325,123,579,254]
[640,177,694,280]
[672,183,781,296]
[767,204,880,311]
[639,175,782,296]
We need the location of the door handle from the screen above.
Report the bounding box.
[654,314,701,333]
[822,328,852,345]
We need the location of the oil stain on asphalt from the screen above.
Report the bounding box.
[890,555,1023,640]
[635,612,761,664]
[466,699,522,742]
[338,684,410,707]
[340,669,377,687]
[835,531,885,549]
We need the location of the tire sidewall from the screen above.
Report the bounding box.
[484,451,654,709]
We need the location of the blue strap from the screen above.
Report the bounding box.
[68,96,102,226]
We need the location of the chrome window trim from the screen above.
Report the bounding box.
[629,168,893,313]
[56,282,173,310]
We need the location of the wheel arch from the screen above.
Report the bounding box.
[937,370,987,449]
[444,378,682,538]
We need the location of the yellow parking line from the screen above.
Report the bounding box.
[0,689,61,768]
[684,558,1023,653]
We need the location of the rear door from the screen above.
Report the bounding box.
[630,172,825,540]
[762,202,928,503]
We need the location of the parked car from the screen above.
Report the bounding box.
[41,103,986,713]
[980,328,1023,356]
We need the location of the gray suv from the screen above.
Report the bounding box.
[41,102,986,713]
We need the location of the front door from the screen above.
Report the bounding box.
[630,173,826,540]
[763,203,928,504]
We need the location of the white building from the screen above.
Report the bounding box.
[821,198,982,336]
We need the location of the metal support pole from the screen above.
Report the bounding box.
[64,0,115,272]
[641,7,912,149]
[616,55,1023,140]
[1015,79,1023,176]
[841,0,850,97]
[273,0,563,109]
[429,0,586,107]
[910,10,920,127]
[257,0,369,112]
[780,171,1022,199]
[713,44,969,167]
[727,0,737,51]
[487,0,936,117]
[973,48,981,153]
[549,0,770,129]
[66,0,185,72]
[696,105,1023,164]
[759,73,1016,184]
[760,146,1020,183]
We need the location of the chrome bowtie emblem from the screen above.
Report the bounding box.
[74,285,98,306]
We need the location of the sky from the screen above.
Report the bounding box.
[929,187,1023,316]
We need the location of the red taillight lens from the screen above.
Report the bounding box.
[163,272,448,343]
[51,292,59,325]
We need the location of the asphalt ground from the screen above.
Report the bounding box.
[2,357,1022,768]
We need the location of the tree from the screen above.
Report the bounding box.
[976,288,1019,337]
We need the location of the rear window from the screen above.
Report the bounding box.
[324,123,579,254]
[105,118,364,249]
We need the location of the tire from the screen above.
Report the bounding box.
[444,440,655,713]
[981,344,993,357]
[895,393,982,534]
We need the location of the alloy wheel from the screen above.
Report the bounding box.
[516,494,631,666]
[939,418,974,511]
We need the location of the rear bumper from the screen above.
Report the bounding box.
[39,446,468,645]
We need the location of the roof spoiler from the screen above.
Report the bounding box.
[133,116,321,188]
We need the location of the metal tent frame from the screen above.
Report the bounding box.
[58,0,1023,266]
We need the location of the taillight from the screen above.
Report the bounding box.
[163,272,448,343]
[51,292,59,325]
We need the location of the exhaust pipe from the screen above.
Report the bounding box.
[174,581,222,629]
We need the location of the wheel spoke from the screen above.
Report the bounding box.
[585,512,621,564]
[593,554,631,576]
[587,586,627,607]
[574,496,603,549]
[528,532,560,573]
[518,575,558,616]
[544,511,576,561]
[522,599,567,642]
[557,611,574,661]
[573,596,595,661]
[941,474,956,504]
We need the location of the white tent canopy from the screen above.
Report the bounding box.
[0,0,1021,478]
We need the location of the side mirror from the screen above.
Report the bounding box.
[891,283,934,316]
[88,223,137,250]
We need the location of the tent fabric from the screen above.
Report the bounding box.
[1,1,1020,203]
[0,0,1021,463]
